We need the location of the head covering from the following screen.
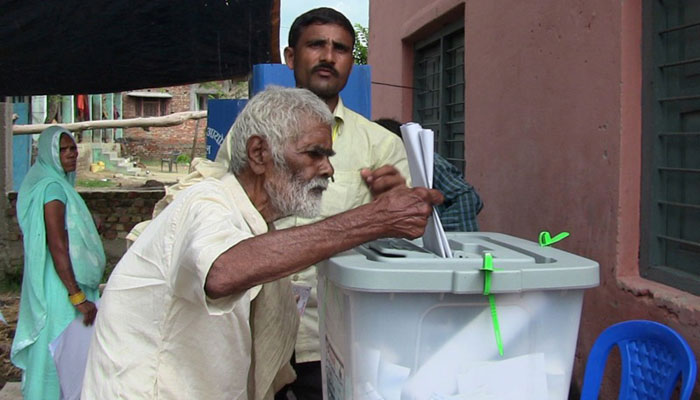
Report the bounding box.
[12,126,105,365]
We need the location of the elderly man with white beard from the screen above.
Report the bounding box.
[81,86,442,400]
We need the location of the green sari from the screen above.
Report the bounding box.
[11,126,105,399]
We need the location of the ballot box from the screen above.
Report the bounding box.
[317,232,599,400]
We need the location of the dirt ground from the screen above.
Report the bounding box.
[76,162,189,190]
[0,294,21,389]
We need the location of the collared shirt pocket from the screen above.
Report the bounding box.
[320,169,371,218]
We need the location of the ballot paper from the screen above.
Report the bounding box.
[456,353,548,399]
[377,358,411,400]
[292,283,312,316]
[49,302,98,400]
[400,122,452,258]
[357,382,385,400]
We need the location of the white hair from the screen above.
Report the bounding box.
[227,86,333,173]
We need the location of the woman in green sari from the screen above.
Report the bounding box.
[11,126,105,399]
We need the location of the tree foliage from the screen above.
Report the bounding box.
[353,23,368,65]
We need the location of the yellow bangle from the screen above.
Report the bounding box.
[69,291,87,306]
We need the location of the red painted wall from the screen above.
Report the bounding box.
[370,0,700,397]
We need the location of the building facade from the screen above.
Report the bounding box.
[120,82,233,161]
[369,0,699,397]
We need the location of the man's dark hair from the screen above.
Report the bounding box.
[374,118,403,138]
[288,7,355,48]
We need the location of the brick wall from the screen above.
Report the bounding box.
[121,85,207,162]
[3,189,165,282]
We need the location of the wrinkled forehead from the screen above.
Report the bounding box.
[295,22,354,47]
[289,120,333,150]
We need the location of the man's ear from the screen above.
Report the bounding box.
[283,47,295,70]
[246,135,272,175]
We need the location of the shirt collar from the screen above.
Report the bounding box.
[220,174,268,236]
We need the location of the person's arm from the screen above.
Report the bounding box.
[44,200,97,325]
[438,189,482,231]
[92,213,107,235]
[432,156,483,232]
[205,186,443,298]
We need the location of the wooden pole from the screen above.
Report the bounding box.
[1,102,12,193]
[12,110,207,135]
[0,101,13,274]
[188,119,202,173]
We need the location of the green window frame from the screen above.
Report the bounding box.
[413,22,465,172]
[641,0,700,295]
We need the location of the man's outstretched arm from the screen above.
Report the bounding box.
[205,187,442,298]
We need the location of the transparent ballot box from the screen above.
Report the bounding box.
[318,232,599,400]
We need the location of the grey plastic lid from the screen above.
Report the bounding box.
[318,232,599,294]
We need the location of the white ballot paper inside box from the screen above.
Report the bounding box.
[456,353,548,400]
[399,122,452,258]
[49,300,99,400]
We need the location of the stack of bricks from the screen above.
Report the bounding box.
[4,193,23,278]
[79,190,165,240]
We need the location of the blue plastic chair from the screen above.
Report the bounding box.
[580,320,697,400]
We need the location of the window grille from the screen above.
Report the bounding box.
[642,0,700,294]
[413,23,466,172]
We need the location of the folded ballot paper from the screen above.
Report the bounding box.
[49,301,99,400]
[400,122,452,258]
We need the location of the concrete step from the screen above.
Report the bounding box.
[101,151,121,163]
[96,152,142,176]
[114,165,142,176]
[0,382,22,400]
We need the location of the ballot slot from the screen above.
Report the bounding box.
[364,238,435,259]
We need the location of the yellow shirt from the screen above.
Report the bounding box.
[275,98,411,363]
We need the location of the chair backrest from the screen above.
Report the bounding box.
[170,150,181,161]
[580,320,697,400]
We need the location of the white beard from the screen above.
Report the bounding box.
[265,165,328,219]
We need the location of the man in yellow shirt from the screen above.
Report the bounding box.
[276,7,412,400]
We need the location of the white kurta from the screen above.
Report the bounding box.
[82,174,267,399]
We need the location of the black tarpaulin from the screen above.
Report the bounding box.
[0,0,279,96]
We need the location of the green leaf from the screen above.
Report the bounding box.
[353,23,368,65]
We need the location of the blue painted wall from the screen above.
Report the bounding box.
[12,103,31,191]
[250,64,371,118]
